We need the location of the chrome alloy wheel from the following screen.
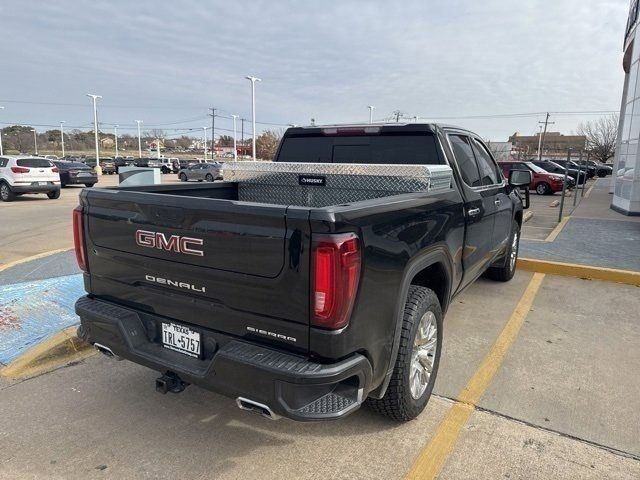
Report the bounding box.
[509,230,519,272]
[1,184,9,201]
[410,311,438,399]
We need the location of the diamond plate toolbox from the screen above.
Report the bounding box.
[223,162,453,208]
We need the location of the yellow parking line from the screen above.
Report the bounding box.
[405,273,546,480]
[544,215,570,242]
[0,248,72,273]
[517,258,640,286]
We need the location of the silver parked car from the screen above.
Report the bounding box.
[177,162,223,182]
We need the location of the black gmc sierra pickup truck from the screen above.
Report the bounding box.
[74,123,531,422]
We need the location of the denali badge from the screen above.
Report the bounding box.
[246,326,297,343]
[135,229,204,256]
[145,274,205,293]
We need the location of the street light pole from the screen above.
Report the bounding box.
[202,127,208,161]
[114,125,119,157]
[0,106,4,156]
[60,121,66,157]
[135,120,143,158]
[31,129,38,155]
[367,105,375,124]
[231,115,238,161]
[245,75,261,160]
[86,94,102,163]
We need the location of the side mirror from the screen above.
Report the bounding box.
[508,169,532,209]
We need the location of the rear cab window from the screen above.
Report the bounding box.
[17,158,53,168]
[276,132,444,165]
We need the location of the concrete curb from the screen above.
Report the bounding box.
[517,258,640,286]
[523,211,534,223]
[0,326,96,379]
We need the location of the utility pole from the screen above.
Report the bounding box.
[209,107,216,158]
[245,75,261,160]
[202,127,208,161]
[0,106,4,156]
[114,125,119,157]
[367,105,375,124]
[135,120,143,158]
[536,124,543,157]
[60,121,65,157]
[87,94,102,162]
[31,129,38,155]
[231,115,238,161]
[538,112,555,161]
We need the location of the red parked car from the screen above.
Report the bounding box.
[498,160,574,195]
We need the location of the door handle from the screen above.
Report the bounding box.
[468,207,481,216]
[494,199,501,206]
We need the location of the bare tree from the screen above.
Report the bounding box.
[577,114,619,163]
[256,129,283,160]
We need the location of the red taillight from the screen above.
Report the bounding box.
[11,166,30,174]
[73,206,88,272]
[311,233,361,329]
[51,167,59,173]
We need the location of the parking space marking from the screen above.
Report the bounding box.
[405,272,546,480]
[544,215,570,242]
[0,248,71,272]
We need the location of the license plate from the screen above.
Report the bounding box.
[77,172,91,177]
[161,322,201,358]
[38,182,47,186]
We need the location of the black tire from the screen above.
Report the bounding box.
[597,170,607,178]
[485,220,520,282]
[84,183,95,188]
[47,189,61,199]
[0,182,15,202]
[205,173,213,182]
[535,182,551,195]
[366,286,443,421]
[179,173,187,182]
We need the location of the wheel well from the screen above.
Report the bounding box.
[410,262,449,311]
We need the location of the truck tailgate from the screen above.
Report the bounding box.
[81,189,311,351]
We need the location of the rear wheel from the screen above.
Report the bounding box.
[485,220,520,282]
[366,286,442,421]
[205,173,213,182]
[179,173,187,182]
[0,182,15,202]
[535,182,551,195]
[47,190,61,199]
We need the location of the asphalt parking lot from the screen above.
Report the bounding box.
[0,174,182,265]
[1,270,639,479]
[1,174,639,479]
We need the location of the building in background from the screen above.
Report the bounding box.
[612,0,640,215]
[508,132,586,159]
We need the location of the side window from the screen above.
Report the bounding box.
[0,158,7,168]
[448,135,481,187]
[470,138,500,185]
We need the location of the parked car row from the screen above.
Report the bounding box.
[499,158,612,195]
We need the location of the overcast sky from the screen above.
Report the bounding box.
[0,0,631,141]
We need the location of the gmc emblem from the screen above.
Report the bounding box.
[135,230,204,257]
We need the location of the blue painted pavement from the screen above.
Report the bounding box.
[0,274,84,365]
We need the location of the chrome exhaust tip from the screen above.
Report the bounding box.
[93,343,121,360]
[236,397,280,420]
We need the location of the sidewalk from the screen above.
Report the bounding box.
[519,178,640,272]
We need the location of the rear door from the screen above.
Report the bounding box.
[469,137,512,250]
[446,133,497,286]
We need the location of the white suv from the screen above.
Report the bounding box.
[0,156,61,202]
